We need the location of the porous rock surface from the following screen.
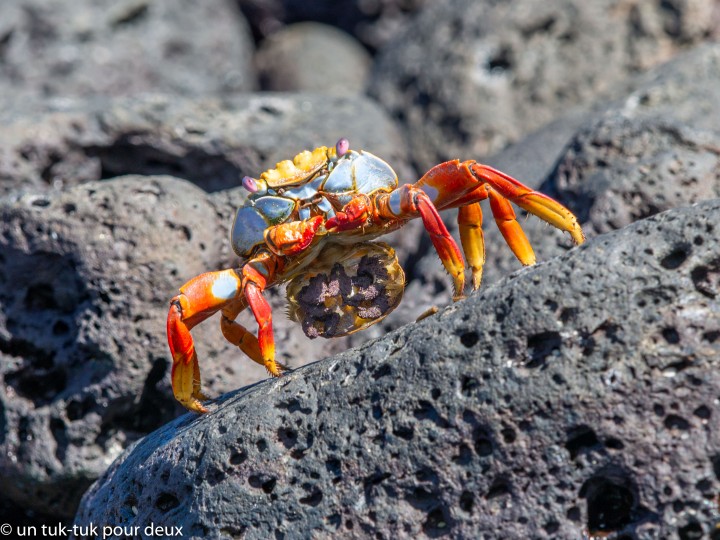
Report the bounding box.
[0,93,413,518]
[74,200,720,539]
[400,43,720,312]
[0,93,413,198]
[0,176,226,517]
[237,0,429,51]
[0,0,256,97]
[369,0,720,172]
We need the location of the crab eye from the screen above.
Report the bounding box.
[242,176,258,192]
[335,137,350,157]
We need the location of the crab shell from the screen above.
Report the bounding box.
[230,147,399,258]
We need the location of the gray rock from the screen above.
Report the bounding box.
[0,92,416,518]
[255,22,372,95]
[0,176,225,517]
[237,0,430,51]
[369,0,718,173]
[0,0,256,97]
[613,42,720,132]
[0,93,413,199]
[73,199,720,539]
[553,117,720,236]
[399,42,720,309]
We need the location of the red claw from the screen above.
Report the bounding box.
[325,195,371,232]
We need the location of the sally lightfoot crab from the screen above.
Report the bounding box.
[167,139,585,413]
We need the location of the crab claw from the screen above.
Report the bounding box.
[167,269,243,413]
[264,215,324,256]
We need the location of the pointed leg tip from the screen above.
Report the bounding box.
[265,360,287,378]
[572,228,586,245]
[182,398,209,414]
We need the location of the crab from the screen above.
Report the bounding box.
[167,138,585,413]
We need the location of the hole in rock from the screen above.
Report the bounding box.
[423,506,453,537]
[526,331,561,368]
[660,245,690,270]
[566,425,600,459]
[581,473,639,534]
[155,492,179,512]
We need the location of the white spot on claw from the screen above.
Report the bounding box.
[212,273,239,300]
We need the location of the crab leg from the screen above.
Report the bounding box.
[468,163,584,245]
[167,268,243,413]
[458,202,486,290]
[411,160,584,245]
[487,187,536,266]
[167,250,285,413]
[376,184,466,300]
[239,252,287,378]
[220,298,261,366]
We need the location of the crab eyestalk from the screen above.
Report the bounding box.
[241,175,267,195]
[336,137,350,157]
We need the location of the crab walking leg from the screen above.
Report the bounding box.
[240,254,284,377]
[458,202,486,290]
[487,187,536,266]
[377,185,466,300]
[220,297,265,368]
[167,268,243,413]
[221,295,290,374]
[468,163,585,245]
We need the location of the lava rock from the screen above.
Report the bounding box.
[236,0,429,51]
[0,92,416,518]
[255,22,372,95]
[0,0,256,98]
[393,42,720,315]
[73,199,720,539]
[369,0,718,172]
[553,116,720,236]
[0,93,412,198]
[0,176,225,517]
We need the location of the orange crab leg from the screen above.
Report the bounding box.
[168,252,285,414]
[167,268,243,413]
[220,297,265,368]
[240,253,285,377]
[376,184,466,300]
[468,163,584,245]
[487,187,536,266]
[458,202,486,290]
[412,160,584,246]
[414,190,466,299]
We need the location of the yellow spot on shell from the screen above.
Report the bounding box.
[261,146,330,187]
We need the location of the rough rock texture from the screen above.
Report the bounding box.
[0,0,256,97]
[237,0,429,51]
[0,176,226,517]
[74,200,720,539]
[369,0,720,172]
[554,117,720,236]
[255,23,372,95]
[0,93,413,198]
[396,43,720,318]
[0,93,413,518]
